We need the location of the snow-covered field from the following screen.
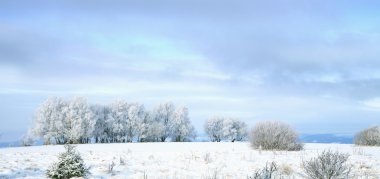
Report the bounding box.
[1,142,380,178]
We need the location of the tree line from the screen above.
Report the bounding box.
[23,96,380,147]
[24,97,250,145]
[25,97,196,145]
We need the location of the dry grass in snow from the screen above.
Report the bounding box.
[0,142,380,178]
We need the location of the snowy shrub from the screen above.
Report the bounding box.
[203,152,212,164]
[108,161,115,174]
[46,145,89,179]
[21,128,35,146]
[119,157,126,165]
[279,163,293,176]
[354,126,380,146]
[204,169,220,179]
[21,135,35,146]
[250,121,303,151]
[248,162,278,179]
[302,150,351,179]
[143,170,148,179]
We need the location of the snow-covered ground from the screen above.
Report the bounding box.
[0,142,379,178]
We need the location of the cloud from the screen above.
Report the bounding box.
[361,98,380,110]
[1,0,380,139]
[1,0,379,95]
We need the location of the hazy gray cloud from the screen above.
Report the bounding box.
[1,0,380,141]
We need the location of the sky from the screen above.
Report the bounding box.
[1,0,380,142]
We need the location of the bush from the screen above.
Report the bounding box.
[354,126,380,146]
[46,145,90,179]
[302,150,351,179]
[21,134,35,146]
[249,121,303,151]
[248,162,278,179]
[21,128,36,146]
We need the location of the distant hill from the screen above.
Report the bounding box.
[0,134,354,148]
[0,141,21,148]
[300,133,353,144]
[0,140,45,148]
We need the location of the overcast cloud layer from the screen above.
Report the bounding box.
[1,0,380,141]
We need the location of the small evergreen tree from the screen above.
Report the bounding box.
[46,145,90,179]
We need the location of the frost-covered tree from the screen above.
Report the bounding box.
[126,103,145,142]
[250,121,303,151]
[92,104,111,143]
[65,97,95,144]
[204,116,224,142]
[31,97,95,144]
[33,97,68,145]
[136,111,151,142]
[136,111,164,142]
[153,102,175,142]
[146,120,165,142]
[92,104,104,142]
[52,99,69,145]
[140,111,165,142]
[108,100,129,143]
[354,126,380,146]
[223,118,248,142]
[170,106,196,142]
[204,117,248,142]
